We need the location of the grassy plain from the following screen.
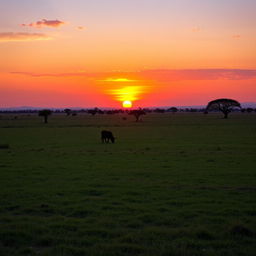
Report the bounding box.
[0,112,256,256]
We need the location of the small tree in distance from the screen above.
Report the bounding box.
[87,108,98,116]
[206,98,241,119]
[64,108,72,116]
[129,109,146,122]
[38,109,52,123]
[168,107,178,114]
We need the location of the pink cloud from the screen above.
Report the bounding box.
[21,19,66,28]
[0,32,52,42]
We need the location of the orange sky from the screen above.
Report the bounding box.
[1,0,256,108]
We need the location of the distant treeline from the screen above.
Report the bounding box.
[0,107,255,114]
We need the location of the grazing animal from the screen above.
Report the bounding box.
[101,130,115,143]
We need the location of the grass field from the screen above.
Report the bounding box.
[0,112,256,256]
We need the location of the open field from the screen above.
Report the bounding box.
[0,112,256,256]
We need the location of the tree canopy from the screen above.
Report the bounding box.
[206,98,241,118]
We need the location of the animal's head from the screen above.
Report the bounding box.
[110,136,115,143]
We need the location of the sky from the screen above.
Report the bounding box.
[1,0,256,108]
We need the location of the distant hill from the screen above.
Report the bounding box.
[240,102,256,108]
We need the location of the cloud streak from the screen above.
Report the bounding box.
[0,32,52,42]
[21,19,66,28]
[98,78,138,82]
[141,69,256,81]
[108,86,149,102]
[10,69,256,81]
[10,71,89,77]
[232,34,241,39]
[76,26,85,30]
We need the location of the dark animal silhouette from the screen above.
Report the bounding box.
[101,130,115,143]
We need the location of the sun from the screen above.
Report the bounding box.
[122,100,133,108]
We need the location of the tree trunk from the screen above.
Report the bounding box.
[223,111,228,119]
[44,115,48,123]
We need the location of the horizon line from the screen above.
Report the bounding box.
[1,101,256,110]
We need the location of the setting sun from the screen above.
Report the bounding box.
[122,100,132,108]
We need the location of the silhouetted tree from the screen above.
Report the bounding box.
[87,108,99,116]
[129,109,146,122]
[246,108,254,113]
[64,108,72,116]
[154,108,165,113]
[38,109,52,123]
[97,110,104,114]
[168,107,178,113]
[206,98,241,119]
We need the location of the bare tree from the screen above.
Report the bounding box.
[206,98,241,118]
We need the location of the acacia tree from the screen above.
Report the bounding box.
[38,109,52,123]
[168,107,178,114]
[129,109,146,122]
[206,98,241,119]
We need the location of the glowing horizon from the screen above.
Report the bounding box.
[1,0,256,108]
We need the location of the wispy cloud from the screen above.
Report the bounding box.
[232,34,241,39]
[10,69,256,81]
[76,26,85,30]
[0,32,52,42]
[10,71,88,77]
[21,19,66,28]
[191,27,201,32]
[141,69,256,81]
[98,78,138,82]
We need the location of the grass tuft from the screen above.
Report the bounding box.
[0,144,9,149]
[230,224,254,237]
[195,230,215,240]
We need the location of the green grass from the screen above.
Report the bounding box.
[0,112,255,256]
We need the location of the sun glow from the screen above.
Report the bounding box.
[122,100,132,108]
[109,86,144,101]
[107,85,151,107]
